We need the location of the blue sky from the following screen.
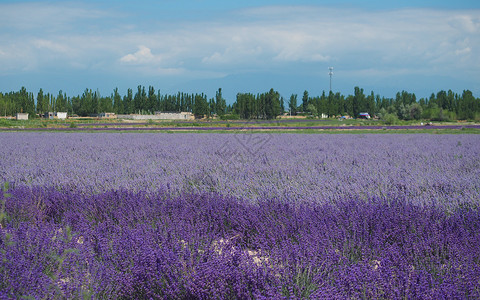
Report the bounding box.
[0,0,479,103]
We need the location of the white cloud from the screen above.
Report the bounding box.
[33,39,70,53]
[120,46,155,63]
[202,51,224,63]
[455,47,471,56]
[180,6,480,73]
[449,15,480,33]
[0,2,479,86]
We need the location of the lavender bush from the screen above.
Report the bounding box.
[1,188,479,298]
[1,133,479,208]
[1,132,479,298]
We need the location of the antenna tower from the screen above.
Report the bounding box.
[328,67,334,92]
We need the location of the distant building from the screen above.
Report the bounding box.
[16,113,29,120]
[117,112,194,120]
[154,112,194,120]
[44,112,67,119]
[358,112,371,119]
[98,112,117,119]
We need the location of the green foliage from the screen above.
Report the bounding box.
[0,119,11,127]
[377,108,387,120]
[382,113,399,125]
[215,88,227,116]
[288,94,297,115]
[44,225,80,299]
[306,103,317,116]
[220,114,240,120]
[193,93,209,118]
[1,86,479,122]
[0,182,11,227]
[302,90,309,112]
[234,88,282,119]
[409,103,423,120]
[425,106,456,122]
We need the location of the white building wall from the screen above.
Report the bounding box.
[118,112,194,120]
[57,112,67,119]
[16,113,29,120]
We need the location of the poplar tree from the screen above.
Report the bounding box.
[36,89,44,115]
[215,88,226,116]
[288,94,297,115]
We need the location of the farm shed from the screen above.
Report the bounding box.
[16,113,29,120]
[98,112,117,119]
[155,112,194,120]
[118,112,194,120]
[358,112,371,119]
[44,112,67,119]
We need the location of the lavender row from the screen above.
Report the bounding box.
[2,133,479,209]
[1,187,479,299]
[73,119,338,126]
[3,124,480,131]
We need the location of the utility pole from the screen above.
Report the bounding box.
[328,67,334,92]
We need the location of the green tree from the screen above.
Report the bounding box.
[43,92,51,113]
[280,96,285,114]
[306,103,317,116]
[208,98,215,117]
[133,85,147,113]
[193,93,208,118]
[316,91,328,117]
[302,90,309,112]
[156,90,162,112]
[74,89,94,116]
[147,86,157,113]
[397,103,410,120]
[0,93,6,117]
[383,113,399,125]
[113,88,123,114]
[327,91,335,117]
[124,89,133,114]
[288,94,297,115]
[352,87,366,117]
[70,95,80,115]
[99,95,113,113]
[92,90,100,114]
[55,90,67,112]
[367,91,376,116]
[215,88,226,116]
[409,103,423,120]
[264,88,281,119]
[36,89,45,115]
[458,90,476,120]
[345,95,354,117]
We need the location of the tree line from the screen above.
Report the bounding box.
[0,86,479,121]
[0,86,227,119]
[292,88,480,122]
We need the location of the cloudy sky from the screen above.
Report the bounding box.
[0,0,479,102]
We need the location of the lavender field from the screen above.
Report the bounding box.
[1,132,480,299]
